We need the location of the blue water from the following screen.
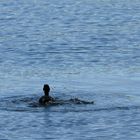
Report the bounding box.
[0,0,140,139]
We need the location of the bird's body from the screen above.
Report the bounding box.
[39,95,54,105]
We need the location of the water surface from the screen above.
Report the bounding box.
[0,0,140,139]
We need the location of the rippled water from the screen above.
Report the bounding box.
[0,0,140,139]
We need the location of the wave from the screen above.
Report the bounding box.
[0,95,139,113]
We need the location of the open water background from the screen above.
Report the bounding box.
[0,0,140,139]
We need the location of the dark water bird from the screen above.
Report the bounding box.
[39,84,55,105]
[39,84,94,106]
